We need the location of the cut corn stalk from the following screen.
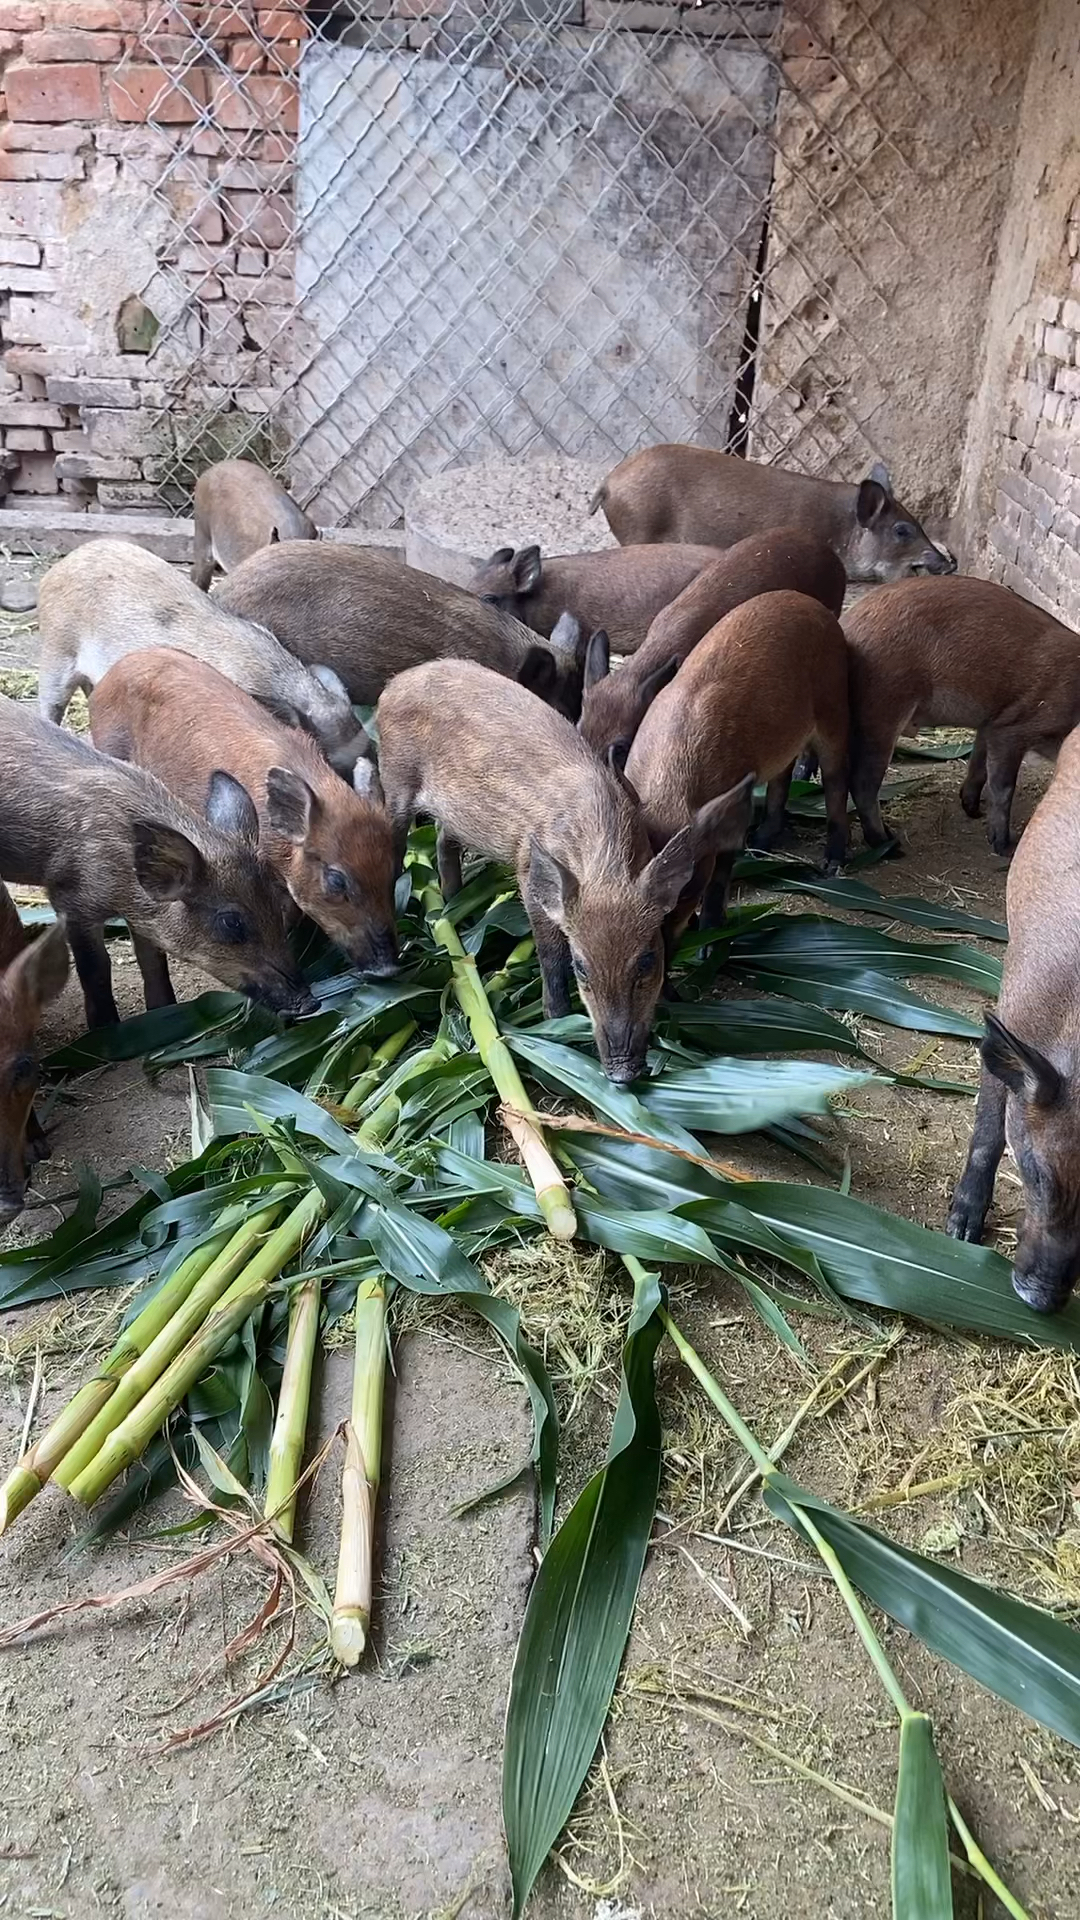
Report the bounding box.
[421,880,576,1242]
[67,1188,326,1507]
[339,1019,418,1113]
[331,1274,387,1665]
[54,1202,286,1492]
[0,1224,234,1533]
[264,1273,322,1542]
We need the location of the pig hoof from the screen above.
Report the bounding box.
[987,831,1014,858]
[946,1201,985,1243]
[960,790,982,819]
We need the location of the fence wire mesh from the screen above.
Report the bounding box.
[110,0,943,527]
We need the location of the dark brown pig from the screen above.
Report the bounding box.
[470,542,723,654]
[214,541,588,720]
[625,591,849,932]
[0,881,69,1231]
[192,458,317,590]
[579,527,847,757]
[591,445,954,585]
[90,648,398,978]
[846,575,1080,856]
[0,695,313,1030]
[376,659,753,1083]
[948,724,1080,1313]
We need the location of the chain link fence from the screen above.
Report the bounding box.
[103,1,961,528]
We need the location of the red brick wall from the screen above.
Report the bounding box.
[0,1,303,512]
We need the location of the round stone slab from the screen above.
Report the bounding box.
[405,454,617,588]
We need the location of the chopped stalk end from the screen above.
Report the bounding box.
[330,1609,368,1666]
[0,1465,43,1535]
[537,1185,578,1243]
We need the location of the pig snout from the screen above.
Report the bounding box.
[348,926,399,978]
[242,970,318,1018]
[913,542,957,576]
[1012,1253,1078,1316]
[596,1020,648,1086]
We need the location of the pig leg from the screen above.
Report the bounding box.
[66,921,120,1029]
[699,851,738,930]
[959,730,988,818]
[132,933,176,1010]
[191,515,215,593]
[436,831,463,899]
[24,1109,50,1165]
[37,661,79,726]
[526,902,572,1019]
[816,738,849,873]
[947,1066,1006,1242]
[984,733,1026,856]
[749,766,794,851]
[849,733,899,851]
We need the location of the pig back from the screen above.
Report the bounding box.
[215,542,536,704]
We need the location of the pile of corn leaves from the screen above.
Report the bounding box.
[5,808,1080,1920]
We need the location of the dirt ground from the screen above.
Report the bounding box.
[1,571,1078,1920]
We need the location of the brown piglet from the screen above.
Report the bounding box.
[579,527,847,757]
[376,659,753,1083]
[625,591,849,932]
[0,881,69,1232]
[192,458,317,590]
[948,724,1080,1314]
[591,444,953,584]
[90,648,398,978]
[846,575,1080,856]
[0,695,313,1031]
[470,542,724,655]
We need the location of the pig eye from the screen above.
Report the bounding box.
[214,909,249,945]
[9,1053,36,1095]
[323,865,349,899]
[893,522,914,541]
[634,950,658,980]
[571,953,590,987]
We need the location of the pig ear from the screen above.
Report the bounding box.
[606,739,640,807]
[310,663,350,704]
[206,770,260,847]
[982,1012,1061,1106]
[856,477,889,527]
[352,756,385,806]
[640,655,680,708]
[262,694,303,731]
[487,546,515,566]
[691,772,756,854]
[7,919,69,1010]
[517,645,558,701]
[133,822,207,902]
[266,766,316,844]
[511,545,542,594]
[549,611,584,660]
[868,460,893,493]
[269,526,280,545]
[527,838,579,927]
[637,828,698,919]
[583,628,610,692]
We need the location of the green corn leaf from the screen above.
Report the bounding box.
[730,918,1002,996]
[637,1055,874,1134]
[729,964,983,1037]
[734,864,1007,942]
[660,997,864,1057]
[503,1263,664,1916]
[892,1713,954,1920]
[685,1185,1080,1352]
[43,991,252,1073]
[765,1475,1080,1748]
[893,736,973,760]
[507,1031,705,1155]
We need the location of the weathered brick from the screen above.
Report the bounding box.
[6,294,92,348]
[108,65,207,123]
[203,4,258,33]
[0,4,44,28]
[257,6,310,34]
[87,408,173,456]
[46,374,139,406]
[0,149,84,180]
[229,37,264,71]
[208,72,298,133]
[5,426,49,450]
[0,263,57,291]
[97,480,165,507]
[235,246,265,274]
[0,398,65,426]
[1037,294,1062,325]
[224,189,291,247]
[0,236,40,264]
[45,1,134,24]
[23,27,122,58]
[51,428,88,450]
[4,61,104,121]
[1060,298,1080,334]
[1,122,90,149]
[1043,325,1073,361]
[9,451,58,492]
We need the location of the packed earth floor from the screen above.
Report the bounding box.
[0,565,1078,1920]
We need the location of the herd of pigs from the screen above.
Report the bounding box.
[1,441,1079,1317]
